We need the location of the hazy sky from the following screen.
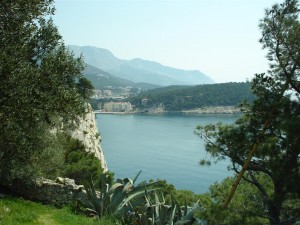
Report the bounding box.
[53,0,280,83]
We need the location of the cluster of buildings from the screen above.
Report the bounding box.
[102,102,132,112]
[91,86,140,99]
[91,87,142,113]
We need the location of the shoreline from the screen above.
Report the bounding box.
[94,106,242,115]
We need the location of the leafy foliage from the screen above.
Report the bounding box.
[0,0,89,185]
[129,82,254,111]
[59,135,103,185]
[149,179,201,206]
[195,1,300,224]
[197,175,271,225]
[77,77,94,100]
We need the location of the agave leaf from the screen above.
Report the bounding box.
[121,186,159,215]
[183,200,188,216]
[84,179,102,216]
[161,191,166,205]
[132,170,142,184]
[168,204,177,225]
[151,206,155,225]
[144,188,152,206]
[174,220,192,225]
[109,183,123,193]
[171,193,182,219]
[154,192,160,221]
[122,179,134,193]
[182,201,201,221]
[160,204,171,224]
[149,216,155,225]
[154,191,160,205]
[109,190,125,213]
[115,189,151,214]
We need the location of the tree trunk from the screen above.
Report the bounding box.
[268,185,285,225]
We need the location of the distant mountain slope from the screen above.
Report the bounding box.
[69,45,214,86]
[129,82,255,111]
[83,64,160,90]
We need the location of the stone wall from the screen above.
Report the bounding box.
[14,177,90,207]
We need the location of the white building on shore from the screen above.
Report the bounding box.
[103,102,132,112]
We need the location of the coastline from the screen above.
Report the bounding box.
[94,106,241,115]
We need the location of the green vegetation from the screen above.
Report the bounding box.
[197,175,271,225]
[83,171,157,217]
[59,135,103,185]
[77,77,94,100]
[0,0,91,185]
[0,0,299,224]
[0,195,117,225]
[83,172,201,225]
[195,0,300,224]
[150,179,201,206]
[129,82,254,111]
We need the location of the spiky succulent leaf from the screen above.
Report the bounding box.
[168,204,177,225]
[84,179,102,216]
[174,220,192,225]
[182,201,201,222]
[132,170,142,184]
[171,193,182,219]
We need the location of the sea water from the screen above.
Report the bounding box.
[96,113,239,194]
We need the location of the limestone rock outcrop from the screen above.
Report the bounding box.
[68,104,108,172]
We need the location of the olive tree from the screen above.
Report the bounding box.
[0,0,88,185]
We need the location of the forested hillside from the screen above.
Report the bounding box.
[129,82,255,111]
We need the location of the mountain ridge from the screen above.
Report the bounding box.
[83,64,160,90]
[69,45,214,86]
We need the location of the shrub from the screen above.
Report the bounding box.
[60,135,103,185]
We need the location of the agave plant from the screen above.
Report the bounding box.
[83,170,158,218]
[132,190,202,225]
[83,171,202,224]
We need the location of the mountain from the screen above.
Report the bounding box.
[83,64,160,90]
[69,45,214,86]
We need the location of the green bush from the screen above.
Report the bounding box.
[59,135,103,185]
[150,179,201,206]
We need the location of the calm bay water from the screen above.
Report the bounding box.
[96,113,240,194]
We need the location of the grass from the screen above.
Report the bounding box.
[0,195,118,225]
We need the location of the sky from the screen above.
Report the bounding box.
[53,0,281,83]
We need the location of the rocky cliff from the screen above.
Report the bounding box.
[68,104,108,172]
[5,104,108,206]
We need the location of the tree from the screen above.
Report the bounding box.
[198,175,272,225]
[77,77,94,100]
[195,1,300,224]
[0,0,87,185]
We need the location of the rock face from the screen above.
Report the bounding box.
[68,104,108,172]
[9,104,108,206]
